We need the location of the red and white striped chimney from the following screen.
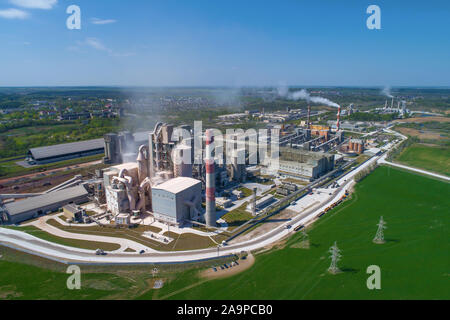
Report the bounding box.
[205,129,216,227]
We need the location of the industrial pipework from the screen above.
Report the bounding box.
[112,168,137,211]
[137,145,149,184]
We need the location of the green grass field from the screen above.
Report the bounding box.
[0,166,448,299]
[0,154,104,178]
[0,246,234,300]
[396,143,450,176]
[143,166,450,300]
[222,203,254,231]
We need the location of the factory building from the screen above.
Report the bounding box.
[274,147,335,181]
[25,130,151,166]
[100,123,212,228]
[246,194,276,212]
[348,139,365,154]
[115,213,131,226]
[27,139,105,165]
[151,177,202,226]
[173,144,193,178]
[62,204,85,223]
[103,131,151,164]
[0,185,89,225]
[103,161,151,216]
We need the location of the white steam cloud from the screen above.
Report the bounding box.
[382,86,394,98]
[278,87,340,109]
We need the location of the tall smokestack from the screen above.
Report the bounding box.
[385,100,388,109]
[307,105,311,129]
[391,97,394,109]
[205,129,216,227]
[336,106,341,132]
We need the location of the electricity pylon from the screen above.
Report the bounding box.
[373,216,387,244]
[300,229,309,249]
[328,241,342,274]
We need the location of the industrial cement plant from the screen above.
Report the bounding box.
[0,105,401,263]
[0,109,351,229]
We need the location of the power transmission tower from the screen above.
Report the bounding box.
[300,229,310,249]
[301,230,309,241]
[328,241,342,274]
[373,216,387,244]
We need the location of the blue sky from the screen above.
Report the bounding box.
[0,0,449,87]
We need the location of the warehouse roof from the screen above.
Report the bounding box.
[3,185,89,217]
[153,177,201,194]
[29,138,104,160]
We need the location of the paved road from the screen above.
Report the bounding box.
[27,215,152,253]
[0,153,380,265]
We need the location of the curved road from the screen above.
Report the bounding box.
[0,153,379,265]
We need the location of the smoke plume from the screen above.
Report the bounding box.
[382,86,394,98]
[278,87,340,109]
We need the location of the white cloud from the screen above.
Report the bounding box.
[9,0,57,10]
[91,18,117,25]
[85,38,109,52]
[111,52,135,57]
[0,8,29,19]
[70,38,135,58]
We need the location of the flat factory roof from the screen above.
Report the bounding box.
[3,185,89,217]
[29,138,104,160]
[153,177,201,194]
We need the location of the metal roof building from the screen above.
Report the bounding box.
[27,139,105,164]
[151,177,203,226]
[26,131,152,165]
[0,185,89,225]
[153,177,201,194]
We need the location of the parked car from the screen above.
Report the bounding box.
[95,249,106,256]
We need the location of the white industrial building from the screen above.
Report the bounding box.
[270,148,335,181]
[151,177,203,226]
